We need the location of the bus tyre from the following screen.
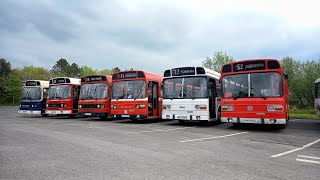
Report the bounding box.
[100,116,107,120]
[278,124,286,129]
[41,114,48,117]
[69,115,76,119]
[232,123,240,128]
[178,120,186,124]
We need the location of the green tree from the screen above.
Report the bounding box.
[1,70,22,104]
[18,66,51,81]
[0,58,11,77]
[0,58,12,102]
[51,58,69,77]
[80,66,98,76]
[68,63,81,77]
[202,51,235,72]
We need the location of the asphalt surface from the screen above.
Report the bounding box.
[1,106,320,180]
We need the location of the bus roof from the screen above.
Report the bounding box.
[23,80,49,88]
[112,70,163,82]
[80,74,112,84]
[315,78,320,84]
[163,66,220,80]
[221,58,282,74]
[49,77,81,85]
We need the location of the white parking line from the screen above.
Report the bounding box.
[271,138,320,158]
[297,155,320,160]
[296,158,320,164]
[126,127,195,134]
[179,131,248,143]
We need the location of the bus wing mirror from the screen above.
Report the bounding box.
[284,74,288,80]
[160,83,163,89]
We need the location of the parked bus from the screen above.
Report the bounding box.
[111,70,163,121]
[45,77,81,118]
[315,78,320,117]
[18,80,49,116]
[78,75,112,120]
[162,67,221,123]
[220,59,289,128]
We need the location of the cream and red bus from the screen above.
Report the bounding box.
[220,59,289,128]
[111,70,163,121]
[78,75,112,120]
[162,66,221,123]
[45,77,81,118]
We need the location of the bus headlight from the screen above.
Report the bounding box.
[112,105,117,109]
[136,104,146,109]
[101,105,105,108]
[97,104,101,108]
[267,105,283,112]
[79,105,82,108]
[222,105,234,111]
[195,105,207,110]
[46,104,49,107]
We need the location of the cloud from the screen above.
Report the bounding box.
[0,0,319,75]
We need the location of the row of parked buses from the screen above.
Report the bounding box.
[19,58,300,129]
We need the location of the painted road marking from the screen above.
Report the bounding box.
[126,127,195,134]
[297,155,320,160]
[180,131,248,143]
[296,158,320,164]
[271,138,320,158]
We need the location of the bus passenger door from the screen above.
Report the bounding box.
[208,79,216,119]
[148,81,158,117]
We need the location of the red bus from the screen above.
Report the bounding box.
[220,59,289,128]
[45,77,81,118]
[111,70,163,121]
[78,75,112,120]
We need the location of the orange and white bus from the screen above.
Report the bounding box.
[111,70,163,121]
[78,75,112,120]
[45,77,81,118]
[220,59,289,128]
[315,78,320,117]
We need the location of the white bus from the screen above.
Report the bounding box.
[315,78,320,117]
[162,67,221,123]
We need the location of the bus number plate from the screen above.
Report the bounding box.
[177,116,188,119]
[242,119,258,123]
[122,115,130,118]
[84,113,92,116]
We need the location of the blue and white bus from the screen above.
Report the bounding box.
[162,66,221,123]
[18,80,49,116]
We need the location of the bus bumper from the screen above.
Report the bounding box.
[78,112,108,117]
[18,110,41,115]
[221,117,287,124]
[45,110,72,115]
[112,114,147,119]
[162,114,210,121]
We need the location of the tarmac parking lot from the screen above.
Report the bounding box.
[1,106,320,180]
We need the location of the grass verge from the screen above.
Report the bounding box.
[289,109,318,120]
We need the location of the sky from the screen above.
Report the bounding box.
[1,0,319,74]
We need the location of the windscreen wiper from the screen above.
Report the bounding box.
[233,90,246,100]
[183,91,194,100]
[251,87,267,100]
[171,87,182,100]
